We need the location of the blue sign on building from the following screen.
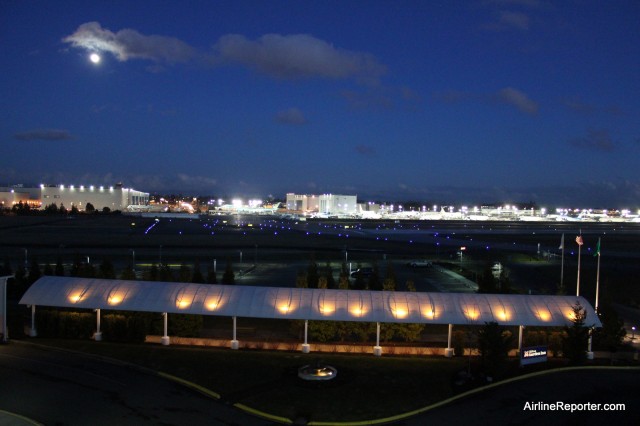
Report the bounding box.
[521,346,548,366]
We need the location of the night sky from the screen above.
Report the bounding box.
[2,1,639,207]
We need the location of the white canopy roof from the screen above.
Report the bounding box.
[20,276,601,327]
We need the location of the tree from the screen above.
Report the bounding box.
[352,263,366,290]
[295,270,308,288]
[44,203,58,214]
[562,302,590,365]
[102,206,111,214]
[98,258,116,279]
[120,264,136,280]
[59,204,68,214]
[383,260,396,291]
[477,264,497,293]
[206,265,217,284]
[191,260,205,283]
[339,262,350,289]
[85,202,96,213]
[221,258,235,284]
[368,260,382,290]
[477,321,513,377]
[70,205,79,215]
[178,263,192,283]
[27,257,42,284]
[498,270,512,294]
[307,255,319,289]
[144,264,159,282]
[159,263,174,282]
[324,262,336,289]
[1,258,12,276]
[43,263,53,276]
[55,256,65,276]
[317,276,328,289]
[405,279,416,292]
[593,300,626,353]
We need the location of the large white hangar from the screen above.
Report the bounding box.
[19,276,601,356]
[286,193,357,215]
[40,183,149,211]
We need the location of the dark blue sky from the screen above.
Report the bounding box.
[2,1,639,207]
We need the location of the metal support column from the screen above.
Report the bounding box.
[161,312,170,345]
[94,308,102,341]
[30,304,37,337]
[302,319,310,353]
[518,325,524,354]
[373,322,382,356]
[231,316,239,349]
[445,324,454,357]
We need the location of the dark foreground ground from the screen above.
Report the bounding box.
[1,340,638,425]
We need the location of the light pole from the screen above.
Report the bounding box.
[632,326,636,341]
[130,249,135,272]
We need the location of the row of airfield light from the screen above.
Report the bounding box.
[67,288,564,323]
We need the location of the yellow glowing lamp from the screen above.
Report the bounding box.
[319,303,335,315]
[108,294,123,305]
[278,304,292,314]
[393,308,408,319]
[423,309,436,319]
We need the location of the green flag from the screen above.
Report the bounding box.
[594,238,601,257]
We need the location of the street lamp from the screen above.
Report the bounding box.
[632,326,636,341]
[130,249,135,271]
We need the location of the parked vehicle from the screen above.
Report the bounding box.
[406,260,433,268]
[350,267,373,277]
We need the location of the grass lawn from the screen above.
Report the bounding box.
[32,338,466,423]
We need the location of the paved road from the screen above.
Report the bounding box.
[0,342,271,426]
[404,368,640,425]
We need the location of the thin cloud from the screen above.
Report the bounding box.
[275,108,307,125]
[14,129,74,141]
[177,173,217,188]
[435,87,538,115]
[495,87,538,115]
[63,22,196,63]
[213,33,386,84]
[498,11,530,30]
[563,99,624,116]
[355,145,376,157]
[62,22,386,85]
[569,129,616,152]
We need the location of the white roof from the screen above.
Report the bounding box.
[20,276,601,327]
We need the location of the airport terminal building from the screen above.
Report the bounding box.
[286,193,357,215]
[1,183,149,212]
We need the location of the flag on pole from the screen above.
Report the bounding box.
[575,235,583,246]
[594,238,601,257]
[559,234,565,250]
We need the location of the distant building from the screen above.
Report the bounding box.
[0,183,149,212]
[286,193,357,215]
[0,186,41,209]
[40,183,148,211]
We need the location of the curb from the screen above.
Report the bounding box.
[307,365,640,425]
[0,409,44,426]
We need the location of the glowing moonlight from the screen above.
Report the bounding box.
[89,53,101,64]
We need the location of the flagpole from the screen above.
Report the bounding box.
[560,233,565,293]
[595,237,601,312]
[576,233,582,297]
[587,237,601,361]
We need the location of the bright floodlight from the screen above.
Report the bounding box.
[89,53,101,64]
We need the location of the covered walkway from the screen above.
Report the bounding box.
[19,276,601,356]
